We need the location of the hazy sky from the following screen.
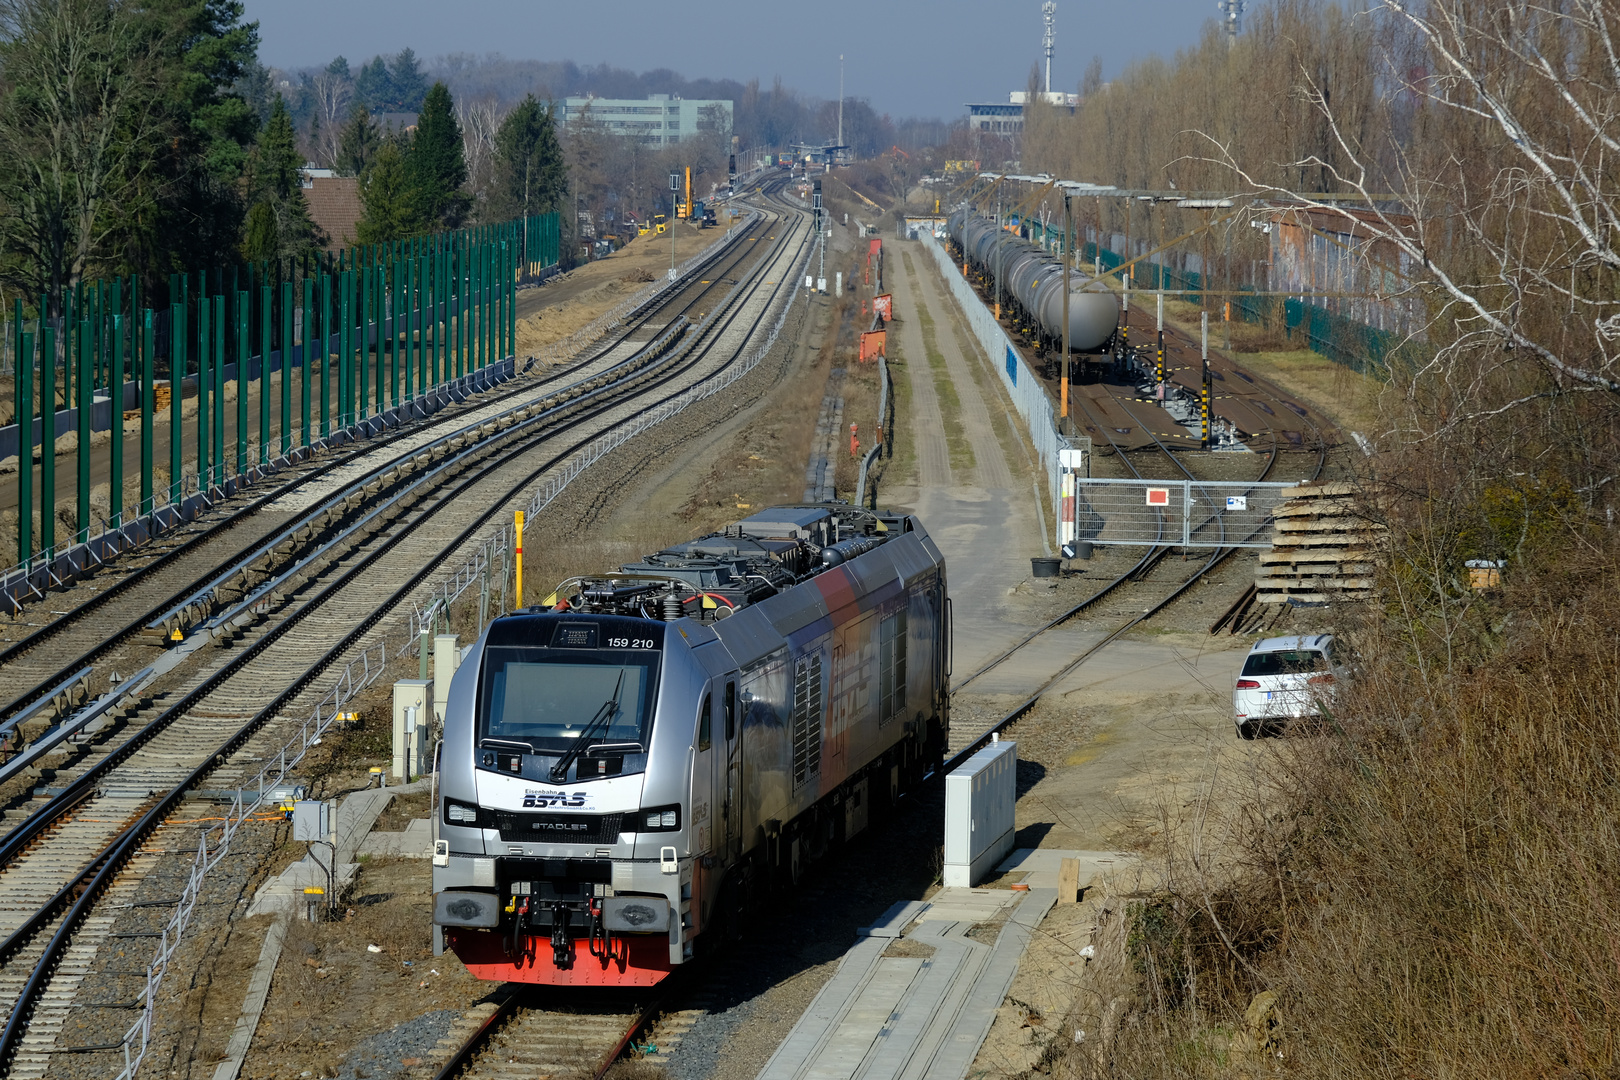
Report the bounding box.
[248,0,1230,119]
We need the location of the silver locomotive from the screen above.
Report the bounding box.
[433,506,949,986]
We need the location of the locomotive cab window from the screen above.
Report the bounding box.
[477,638,662,767]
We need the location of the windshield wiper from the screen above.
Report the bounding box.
[549,670,626,782]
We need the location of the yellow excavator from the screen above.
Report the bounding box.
[675,166,695,220]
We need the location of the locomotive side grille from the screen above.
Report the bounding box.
[490,812,624,845]
[792,652,823,788]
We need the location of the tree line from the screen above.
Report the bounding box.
[0,2,949,321]
[0,0,571,321]
[1008,3,1620,1077]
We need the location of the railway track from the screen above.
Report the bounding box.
[944,330,1327,762]
[431,991,660,1080]
[0,179,815,1077]
[0,211,775,732]
[428,223,1334,1080]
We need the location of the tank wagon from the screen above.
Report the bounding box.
[949,209,1118,355]
[433,506,949,986]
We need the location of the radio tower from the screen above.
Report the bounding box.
[1042,2,1056,94]
[1218,0,1245,48]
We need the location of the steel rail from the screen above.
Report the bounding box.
[0,186,813,1075]
[0,208,793,883]
[0,212,773,726]
[946,359,1328,765]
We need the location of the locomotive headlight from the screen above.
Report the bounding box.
[639,804,681,831]
[443,799,482,826]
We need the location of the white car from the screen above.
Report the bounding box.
[1232,634,1341,739]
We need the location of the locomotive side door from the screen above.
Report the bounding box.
[693,692,714,858]
[721,680,740,862]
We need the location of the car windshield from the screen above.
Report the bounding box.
[479,647,658,750]
[1242,649,1329,677]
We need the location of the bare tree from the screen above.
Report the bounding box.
[1222,0,1620,431]
[309,68,353,169]
[456,93,502,209]
[0,0,161,316]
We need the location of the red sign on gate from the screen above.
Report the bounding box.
[1146,487,1171,506]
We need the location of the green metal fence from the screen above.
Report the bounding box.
[4,211,559,587]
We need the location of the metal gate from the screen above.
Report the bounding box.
[1060,477,1296,549]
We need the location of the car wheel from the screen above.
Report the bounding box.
[1237,721,1259,740]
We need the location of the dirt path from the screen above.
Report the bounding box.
[882,241,1054,688]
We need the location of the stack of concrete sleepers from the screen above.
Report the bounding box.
[1257,482,1380,604]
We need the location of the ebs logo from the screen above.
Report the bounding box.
[522,791,586,808]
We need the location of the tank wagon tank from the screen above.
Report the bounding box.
[948,209,1118,354]
[433,506,949,986]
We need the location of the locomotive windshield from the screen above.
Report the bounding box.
[479,647,659,751]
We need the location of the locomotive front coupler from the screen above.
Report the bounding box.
[551,902,573,967]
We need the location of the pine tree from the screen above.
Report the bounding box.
[357,136,424,244]
[337,104,380,178]
[356,55,393,112]
[389,47,427,111]
[409,83,470,228]
[241,97,325,262]
[492,95,568,221]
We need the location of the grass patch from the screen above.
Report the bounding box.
[1159,298,1383,435]
[883,337,918,491]
[1226,347,1381,434]
[912,300,976,474]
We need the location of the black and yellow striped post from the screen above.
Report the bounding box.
[1201,311,1212,450]
[1155,291,1165,389]
[1119,273,1131,375]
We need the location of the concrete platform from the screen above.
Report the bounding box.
[247,779,429,916]
[993,848,1142,893]
[357,816,433,858]
[754,887,1056,1080]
